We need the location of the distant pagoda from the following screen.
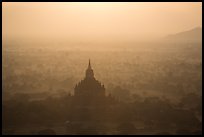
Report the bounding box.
[74,59,105,98]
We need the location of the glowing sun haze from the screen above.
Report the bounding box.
[2,2,202,43]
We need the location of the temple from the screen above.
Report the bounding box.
[74,59,106,98]
[66,60,120,132]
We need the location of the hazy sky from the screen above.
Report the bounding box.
[3,2,202,42]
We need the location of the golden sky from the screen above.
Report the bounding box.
[2,2,202,42]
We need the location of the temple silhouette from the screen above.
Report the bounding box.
[74,59,105,98]
[67,59,118,124]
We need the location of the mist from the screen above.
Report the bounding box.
[3,2,202,44]
[2,2,202,135]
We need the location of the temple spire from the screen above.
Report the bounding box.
[88,59,91,69]
[85,59,94,78]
